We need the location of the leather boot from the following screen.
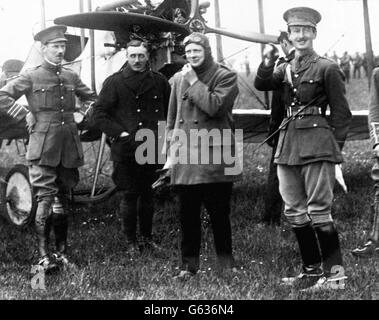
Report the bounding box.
[314,222,344,277]
[369,201,379,243]
[52,197,69,265]
[293,224,322,271]
[35,199,53,258]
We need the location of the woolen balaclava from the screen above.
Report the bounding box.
[183,32,216,79]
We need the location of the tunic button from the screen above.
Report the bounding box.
[313,124,317,127]
[60,83,63,87]
[179,119,184,124]
[62,121,65,125]
[309,80,314,83]
[136,95,139,99]
[194,120,198,124]
[137,109,141,112]
[291,102,295,106]
[153,96,157,99]
[41,89,45,92]
[56,71,60,75]
[61,109,64,112]
[60,96,64,100]
[294,74,299,78]
[293,88,297,92]
[138,122,143,126]
[155,109,159,112]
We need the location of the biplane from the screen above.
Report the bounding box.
[0,0,370,228]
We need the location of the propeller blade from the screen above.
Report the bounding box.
[54,12,189,35]
[206,26,279,45]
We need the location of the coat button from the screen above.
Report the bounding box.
[60,83,64,87]
[309,80,314,83]
[138,122,143,126]
[136,95,139,99]
[62,121,65,125]
[155,109,159,112]
[41,89,45,92]
[153,96,157,99]
[56,71,60,75]
[291,102,295,106]
[293,88,297,92]
[60,96,64,100]
[194,120,198,124]
[61,109,64,112]
[294,74,299,78]
[137,109,141,113]
[313,124,317,127]
[179,119,184,124]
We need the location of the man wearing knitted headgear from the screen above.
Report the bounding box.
[164,32,241,279]
[254,7,352,291]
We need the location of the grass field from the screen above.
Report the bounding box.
[0,75,378,300]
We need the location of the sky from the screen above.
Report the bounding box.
[0,0,378,68]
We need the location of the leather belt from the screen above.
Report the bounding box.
[35,112,75,123]
[286,106,322,118]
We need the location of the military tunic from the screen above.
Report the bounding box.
[0,61,96,168]
[255,51,352,166]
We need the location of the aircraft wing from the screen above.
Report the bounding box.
[233,109,369,143]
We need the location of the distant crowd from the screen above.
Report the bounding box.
[326,51,379,83]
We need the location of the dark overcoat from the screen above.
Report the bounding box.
[254,51,352,166]
[92,66,171,162]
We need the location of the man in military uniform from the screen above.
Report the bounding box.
[254,7,352,290]
[263,31,294,226]
[92,40,170,255]
[352,66,379,257]
[0,25,96,273]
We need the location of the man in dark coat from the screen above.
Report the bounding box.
[92,40,170,255]
[263,31,295,226]
[0,26,97,272]
[254,7,352,291]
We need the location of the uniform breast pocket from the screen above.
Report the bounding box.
[32,85,48,108]
[295,117,336,159]
[64,85,76,108]
[26,122,50,160]
[298,77,322,102]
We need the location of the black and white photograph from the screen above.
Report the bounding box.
[0,0,378,304]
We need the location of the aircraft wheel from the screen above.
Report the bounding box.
[3,164,36,227]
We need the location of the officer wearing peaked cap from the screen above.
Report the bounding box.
[0,25,97,273]
[254,7,351,291]
[34,25,68,44]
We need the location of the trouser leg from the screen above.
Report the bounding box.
[263,146,282,225]
[120,191,138,243]
[369,165,379,242]
[177,186,202,273]
[278,165,322,271]
[203,183,234,268]
[138,188,154,239]
[302,161,343,276]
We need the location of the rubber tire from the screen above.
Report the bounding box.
[3,164,36,228]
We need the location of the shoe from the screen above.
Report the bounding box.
[300,274,348,292]
[52,252,70,266]
[37,255,60,275]
[173,270,196,280]
[152,168,170,189]
[351,240,379,257]
[141,238,163,252]
[126,242,140,258]
[281,272,323,290]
